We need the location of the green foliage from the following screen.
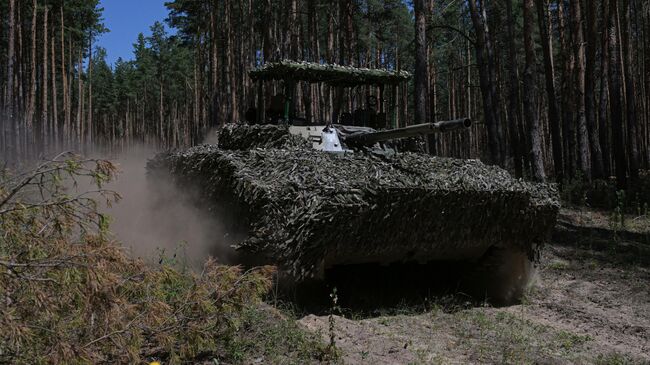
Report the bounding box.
[560,171,650,220]
[325,287,342,362]
[561,173,618,209]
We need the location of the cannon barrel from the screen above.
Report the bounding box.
[345,118,472,146]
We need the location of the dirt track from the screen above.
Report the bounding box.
[298,209,650,364]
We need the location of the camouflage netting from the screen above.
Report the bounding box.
[218,123,311,150]
[249,60,412,86]
[218,123,427,153]
[148,126,559,279]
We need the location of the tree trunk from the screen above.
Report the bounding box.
[609,0,628,188]
[571,0,591,179]
[414,0,429,125]
[585,0,605,178]
[558,0,576,177]
[523,0,546,181]
[210,0,219,127]
[225,0,238,122]
[87,34,93,147]
[51,36,58,150]
[27,0,37,154]
[505,0,523,177]
[77,49,83,145]
[61,7,68,148]
[42,6,49,152]
[536,0,563,182]
[468,0,503,166]
[5,0,16,160]
[599,0,612,176]
[621,0,640,181]
[290,0,299,60]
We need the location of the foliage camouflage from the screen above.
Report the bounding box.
[149,124,560,280]
[249,60,412,86]
[217,123,311,150]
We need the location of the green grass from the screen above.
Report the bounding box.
[595,353,638,365]
[224,306,329,364]
[452,309,593,364]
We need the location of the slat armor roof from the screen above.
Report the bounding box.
[249,60,412,86]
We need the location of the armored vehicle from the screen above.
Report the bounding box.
[149,61,559,304]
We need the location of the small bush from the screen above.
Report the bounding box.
[560,171,650,213]
[560,173,618,209]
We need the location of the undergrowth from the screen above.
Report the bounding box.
[0,153,325,364]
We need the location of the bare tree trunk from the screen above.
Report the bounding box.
[585,0,605,178]
[42,6,49,152]
[327,6,335,121]
[609,0,628,188]
[523,0,546,181]
[339,0,353,65]
[60,7,68,147]
[505,0,523,177]
[77,49,83,145]
[621,0,640,181]
[26,0,37,154]
[15,4,23,157]
[558,0,576,177]
[571,0,591,179]
[225,0,238,122]
[599,0,612,176]
[290,0,299,59]
[210,0,219,127]
[414,0,429,125]
[87,34,93,147]
[51,37,58,150]
[5,0,16,160]
[468,0,503,165]
[159,82,164,147]
[536,0,563,182]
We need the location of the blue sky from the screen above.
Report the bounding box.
[97,0,174,65]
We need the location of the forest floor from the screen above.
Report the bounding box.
[294,207,650,364]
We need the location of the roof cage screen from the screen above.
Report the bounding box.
[249,60,412,87]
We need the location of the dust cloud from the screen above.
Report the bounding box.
[100,146,236,268]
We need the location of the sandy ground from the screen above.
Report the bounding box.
[298,209,650,364]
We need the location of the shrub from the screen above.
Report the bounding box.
[0,154,278,363]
